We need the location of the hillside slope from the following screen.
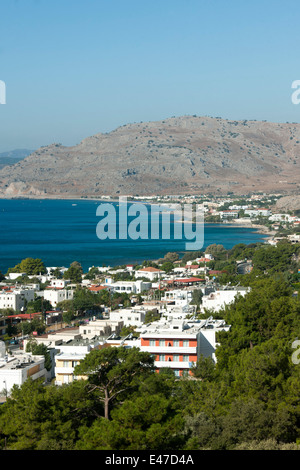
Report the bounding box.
[0,116,299,197]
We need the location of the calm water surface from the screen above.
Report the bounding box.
[0,199,268,272]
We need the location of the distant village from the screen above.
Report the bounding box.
[0,191,299,399]
[101,191,300,239]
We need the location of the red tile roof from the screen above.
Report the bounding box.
[88,285,108,291]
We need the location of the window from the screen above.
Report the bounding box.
[63,361,69,367]
[182,355,189,362]
[173,355,179,362]
[149,339,156,346]
[159,354,165,361]
[183,340,189,347]
[159,340,165,347]
[173,340,180,347]
[174,370,180,377]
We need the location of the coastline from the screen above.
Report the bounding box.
[218,219,276,242]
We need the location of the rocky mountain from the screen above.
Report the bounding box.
[0,116,299,198]
[275,195,300,212]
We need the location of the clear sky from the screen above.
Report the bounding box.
[1,0,300,152]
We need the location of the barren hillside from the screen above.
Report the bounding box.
[0,115,299,198]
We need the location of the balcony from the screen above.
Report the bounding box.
[54,366,74,374]
[140,345,197,355]
[154,360,191,369]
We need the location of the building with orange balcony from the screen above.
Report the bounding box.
[139,318,230,377]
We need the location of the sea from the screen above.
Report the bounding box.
[0,198,268,273]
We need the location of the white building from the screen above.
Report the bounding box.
[79,318,123,338]
[269,214,300,224]
[104,278,151,294]
[161,304,197,321]
[201,288,250,313]
[54,334,121,385]
[139,318,230,376]
[287,234,300,243]
[161,288,193,307]
[244,209,271,218]
[135,267,165,281]
[54,350,90,386]
[0,288,35,311]
[41,288,74,307]
[219,210,239,219]
[88,266,111,273]
[0,342,47,396]
[7,272,27,280]
[109,307,147,327]
[229,205,249,210]
[50,279,70,289]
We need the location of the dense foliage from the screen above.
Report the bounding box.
[6,257,47,276]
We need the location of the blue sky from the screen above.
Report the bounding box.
[0,0,300,152]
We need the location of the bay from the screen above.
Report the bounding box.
[0,198,268,273]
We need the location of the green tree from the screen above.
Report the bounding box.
[76,393,185,450]
[73,346,154,419]
[205,244,226,256]
[213,398,297,449]
[252,243,299,274]
[161,261,174,273]
[56,299,75,313]
[190,289,203,310]
[181,251,203,264]
[191,354,216,381]
[50,267,63,279]
[84,267,100,280]
[144,309,160,323]
[0,379,95,450]
[7,258,46,275]
[62,310,74,324]
[72,288,98,314]
[26,297,52,314]
[63,265,82,283]
[25,339,52,371]
[16,317,46,336]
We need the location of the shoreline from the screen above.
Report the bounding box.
[212,219,276,241]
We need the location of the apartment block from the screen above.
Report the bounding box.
[41,288,74,307]
[109,307,147,327]
[0,288,35,311]
[139,318,229,377]
[0,343,47,396]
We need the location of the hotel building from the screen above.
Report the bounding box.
[139,318,229,377]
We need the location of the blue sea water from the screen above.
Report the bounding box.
[0,198,268,273]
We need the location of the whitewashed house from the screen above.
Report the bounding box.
[135,267,165,281]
